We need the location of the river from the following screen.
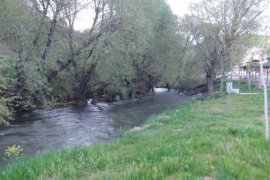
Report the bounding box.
[0,89,190,162]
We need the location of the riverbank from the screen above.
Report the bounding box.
[1,93,270,179]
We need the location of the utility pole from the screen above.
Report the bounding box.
[259,52,269,140]
[248,70,251,90]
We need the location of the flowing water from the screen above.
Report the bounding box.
[0,89,190,162]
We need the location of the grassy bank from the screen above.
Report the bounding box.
[1,94,270,179]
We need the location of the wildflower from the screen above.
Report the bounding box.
[5,144,23,157]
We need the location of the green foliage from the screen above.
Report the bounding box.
[0,0,54,112]
[0,98,13,125]
[95,0,187,94]
[182,0,267,93]
[0,0,202,122]
[0,55,17,125]
[249,34,264,44]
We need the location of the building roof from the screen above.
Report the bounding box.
[241,59,270,70]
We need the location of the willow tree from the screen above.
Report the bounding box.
[141,0,184,90]
[94,0,184,97]
[0,0,85,109]
[0,0,46,111]
[187,0,268,93]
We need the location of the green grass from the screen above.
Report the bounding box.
[236,81,263,93]
[1,94,270,179]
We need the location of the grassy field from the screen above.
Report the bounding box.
[1,93,270,179]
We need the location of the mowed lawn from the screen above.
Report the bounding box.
[1,94,270,179]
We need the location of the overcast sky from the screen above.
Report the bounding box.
[167,0,200,16]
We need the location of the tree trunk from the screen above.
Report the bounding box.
[73,63,97,102]
[41,18,58,60]
[206,76,215,94]
[47,33,102,82]
[41,3,62,61]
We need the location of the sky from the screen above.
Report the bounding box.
[74,0,196,31]
[167,0,200,17]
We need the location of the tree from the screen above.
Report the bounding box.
[186,0,268,93]
[0,0,188,124]
[0,55,16,125]
[94,0,185,98]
